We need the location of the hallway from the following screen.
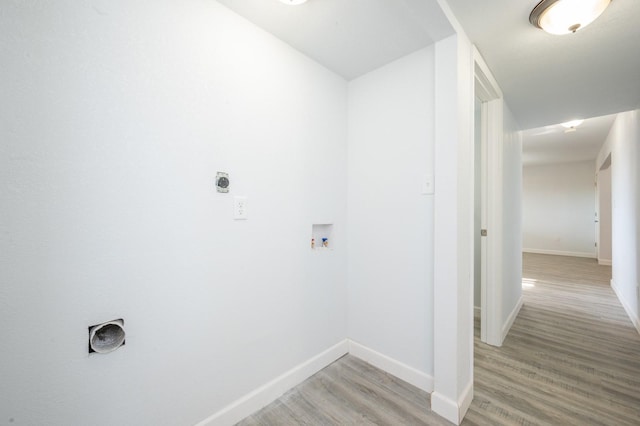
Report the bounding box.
[465,253,640,425]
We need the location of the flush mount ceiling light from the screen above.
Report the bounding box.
[279,0,307,5]
[530,0,612,35]
[561,119,584,128]
[561,119,583,133]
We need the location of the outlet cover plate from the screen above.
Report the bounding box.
[234,196,248,220]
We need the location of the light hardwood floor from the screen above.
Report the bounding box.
[465,253,640,425]
[237,355,451,426]
[237,253,640,425]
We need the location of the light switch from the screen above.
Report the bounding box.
[421,174,434,195]
[234,196,248,220]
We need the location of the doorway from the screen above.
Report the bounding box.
[596,155,612,266]
[473,52,503,346]
[473,96,484,336]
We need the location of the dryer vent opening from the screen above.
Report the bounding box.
[89,319,125,354]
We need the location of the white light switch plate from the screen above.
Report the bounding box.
[234,196,248,220]
[421,174,434,195]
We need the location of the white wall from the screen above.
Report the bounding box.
[0,1,348,425]
[522,161,596,258]
[432,30,475,424]
[347,26,481,424]
[347,47,435,377]
[597,109,640,332]
[501,105,523,331]
[597,163,612,263]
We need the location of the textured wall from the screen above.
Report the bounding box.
[0,1,348,424]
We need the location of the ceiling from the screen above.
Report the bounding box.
[216,0,454,80]
[522,114,616,166]
[447,0,640,129]
[217,0,640,165]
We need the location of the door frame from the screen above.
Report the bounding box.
[473,47,503,347]
[596,155,613,265]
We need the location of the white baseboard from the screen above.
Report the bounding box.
[197,340,443,426]
[195,340,349,426]
[611,279,640,335]
[598,258,612,266]
[501,296,524,343]
[431,380,473,425]
[523,248,596,259]
[348,340,434,392]
[431,392,458,425]
[458,380,474,423]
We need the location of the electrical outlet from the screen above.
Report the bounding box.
[216,172,230,193]
[234,196,248,220]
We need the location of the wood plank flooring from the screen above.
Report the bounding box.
[236,253,640,425]
[465,253,640,426]
[236,355,451,425]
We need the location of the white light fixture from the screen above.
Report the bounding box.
[530,0,612,35]
[279,0,307,5]
[561,119,584,128]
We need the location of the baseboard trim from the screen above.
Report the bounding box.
[196,340,440,425]
[611,279,640,335]
[598,258,612,266]
[523,248,596,259]
[195,340,349,426]
[501,296,524,343]
[431,392,458,424]
[431,380,473,425]
[348,340,434,392]
[459,380,474,423]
